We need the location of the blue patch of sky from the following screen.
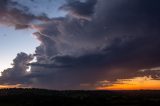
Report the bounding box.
[11,0,67,18]
[0,25,39,71]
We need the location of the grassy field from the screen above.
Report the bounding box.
[0,88,160,106]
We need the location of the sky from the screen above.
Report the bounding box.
[0,0,160,90]
[0,26,38,72]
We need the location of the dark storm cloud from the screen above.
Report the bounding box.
[0,0,50,29]
[0,52,33,84]
[1,0,160,89]
[60,0,97,20]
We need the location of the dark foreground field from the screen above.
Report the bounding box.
[0,88,160,106]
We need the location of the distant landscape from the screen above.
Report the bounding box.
[0,88,160,106]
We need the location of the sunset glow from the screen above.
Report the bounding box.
[0,84,21,89]
[97,76,160,90]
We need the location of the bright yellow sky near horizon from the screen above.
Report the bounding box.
[97,76,160,90]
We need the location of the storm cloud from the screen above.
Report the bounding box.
[0,52,33,85]
[59,0,97,20]
[1,0,160,89]
[0,0,50,29]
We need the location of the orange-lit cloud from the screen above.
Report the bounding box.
[97,76,160,90]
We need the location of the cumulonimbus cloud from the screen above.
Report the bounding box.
[1,0,160,89]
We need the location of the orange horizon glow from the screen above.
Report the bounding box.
[1,76,160,90]
[96,76,160,90]
[0,84,21,89]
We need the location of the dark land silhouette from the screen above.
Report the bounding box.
[0,88,160,106]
